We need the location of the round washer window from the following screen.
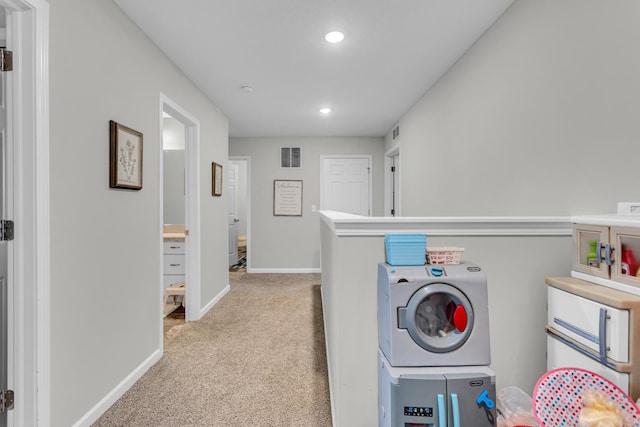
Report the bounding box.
[404,283,474,353]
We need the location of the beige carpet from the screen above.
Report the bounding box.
[93,272,332,426]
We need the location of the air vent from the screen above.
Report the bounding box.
[281,147,301,168]
[392,125,400,140]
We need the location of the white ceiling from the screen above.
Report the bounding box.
[113,0,515,138]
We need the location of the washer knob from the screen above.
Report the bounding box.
[430,267,443,277]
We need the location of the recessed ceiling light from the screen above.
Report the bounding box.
[320,108,332,114]
[325,31,344,43]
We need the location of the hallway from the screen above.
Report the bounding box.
[93,272,331,426]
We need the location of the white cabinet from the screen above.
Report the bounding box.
[548,285,629,363]
[545,276,640,400]
[547,214,640,400]
[572,215,640,291]
[163,239,185,291]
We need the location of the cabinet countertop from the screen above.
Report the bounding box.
[163,224,185,241]
[163,233,185,241]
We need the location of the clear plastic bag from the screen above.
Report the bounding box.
[497,386,540,427]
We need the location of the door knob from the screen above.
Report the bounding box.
[234,218,239,223]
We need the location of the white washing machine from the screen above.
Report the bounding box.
[377,262,491,367]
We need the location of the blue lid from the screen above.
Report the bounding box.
[384,233,426,243]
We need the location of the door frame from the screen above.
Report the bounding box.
[2,0,50,425]
[384,144,401,217]
[228,156,251,271]
[319,155,372,216]
[159,94,201,324]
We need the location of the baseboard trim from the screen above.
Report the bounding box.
[72,349,162,427]
[247,267,321,274]
[75,284,231,426]
[199,284,231,318]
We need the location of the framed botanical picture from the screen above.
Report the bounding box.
[212,162,223,196]
[109,120,143,190]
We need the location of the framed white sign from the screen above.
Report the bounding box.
[273,180,303,216]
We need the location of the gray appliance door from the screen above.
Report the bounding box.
[404,283,474,353]
[395,374,447,426]
[446,373,496,426]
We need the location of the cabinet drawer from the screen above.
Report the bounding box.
[163,240,185,255]
[547,335,630,395]
[548,287,629,363]
[163,254,185,275]
[163,275,185,290]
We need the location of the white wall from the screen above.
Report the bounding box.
[49,0,229,425]
[163,117,186,225]
[387,0,640,217]
[163,150,185,224]
[320,215,572,426]
[229,137,384,271]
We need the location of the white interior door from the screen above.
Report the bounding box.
[321,156,371,216]
[227,163,239,266]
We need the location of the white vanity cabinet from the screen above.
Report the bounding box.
[572,215,640,292]
[163,239,185,292]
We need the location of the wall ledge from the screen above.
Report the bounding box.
[319,210,573,237]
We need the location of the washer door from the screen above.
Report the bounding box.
[404,283,474,353]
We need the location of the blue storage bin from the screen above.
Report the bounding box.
[384,233,426,266]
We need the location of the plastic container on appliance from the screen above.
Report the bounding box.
[620,247,639,276]
[384,233,426,266]
[426,247,465,265]
[586,240,599,267]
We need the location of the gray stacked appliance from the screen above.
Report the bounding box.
[377,262,497,427]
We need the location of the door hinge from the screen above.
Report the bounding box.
[391,209,395,216]
[0,389,14,412]
[391,166,395,172]
[0,220,14,241]
[0,49,13,72]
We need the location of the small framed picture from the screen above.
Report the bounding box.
[109,120,143,190]
[212,162,223,196]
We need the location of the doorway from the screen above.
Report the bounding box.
[162,114,185,322]
[0,8,9,426]
[0,1,50,425]
[228,157,249,272]
[159,94,201,328]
